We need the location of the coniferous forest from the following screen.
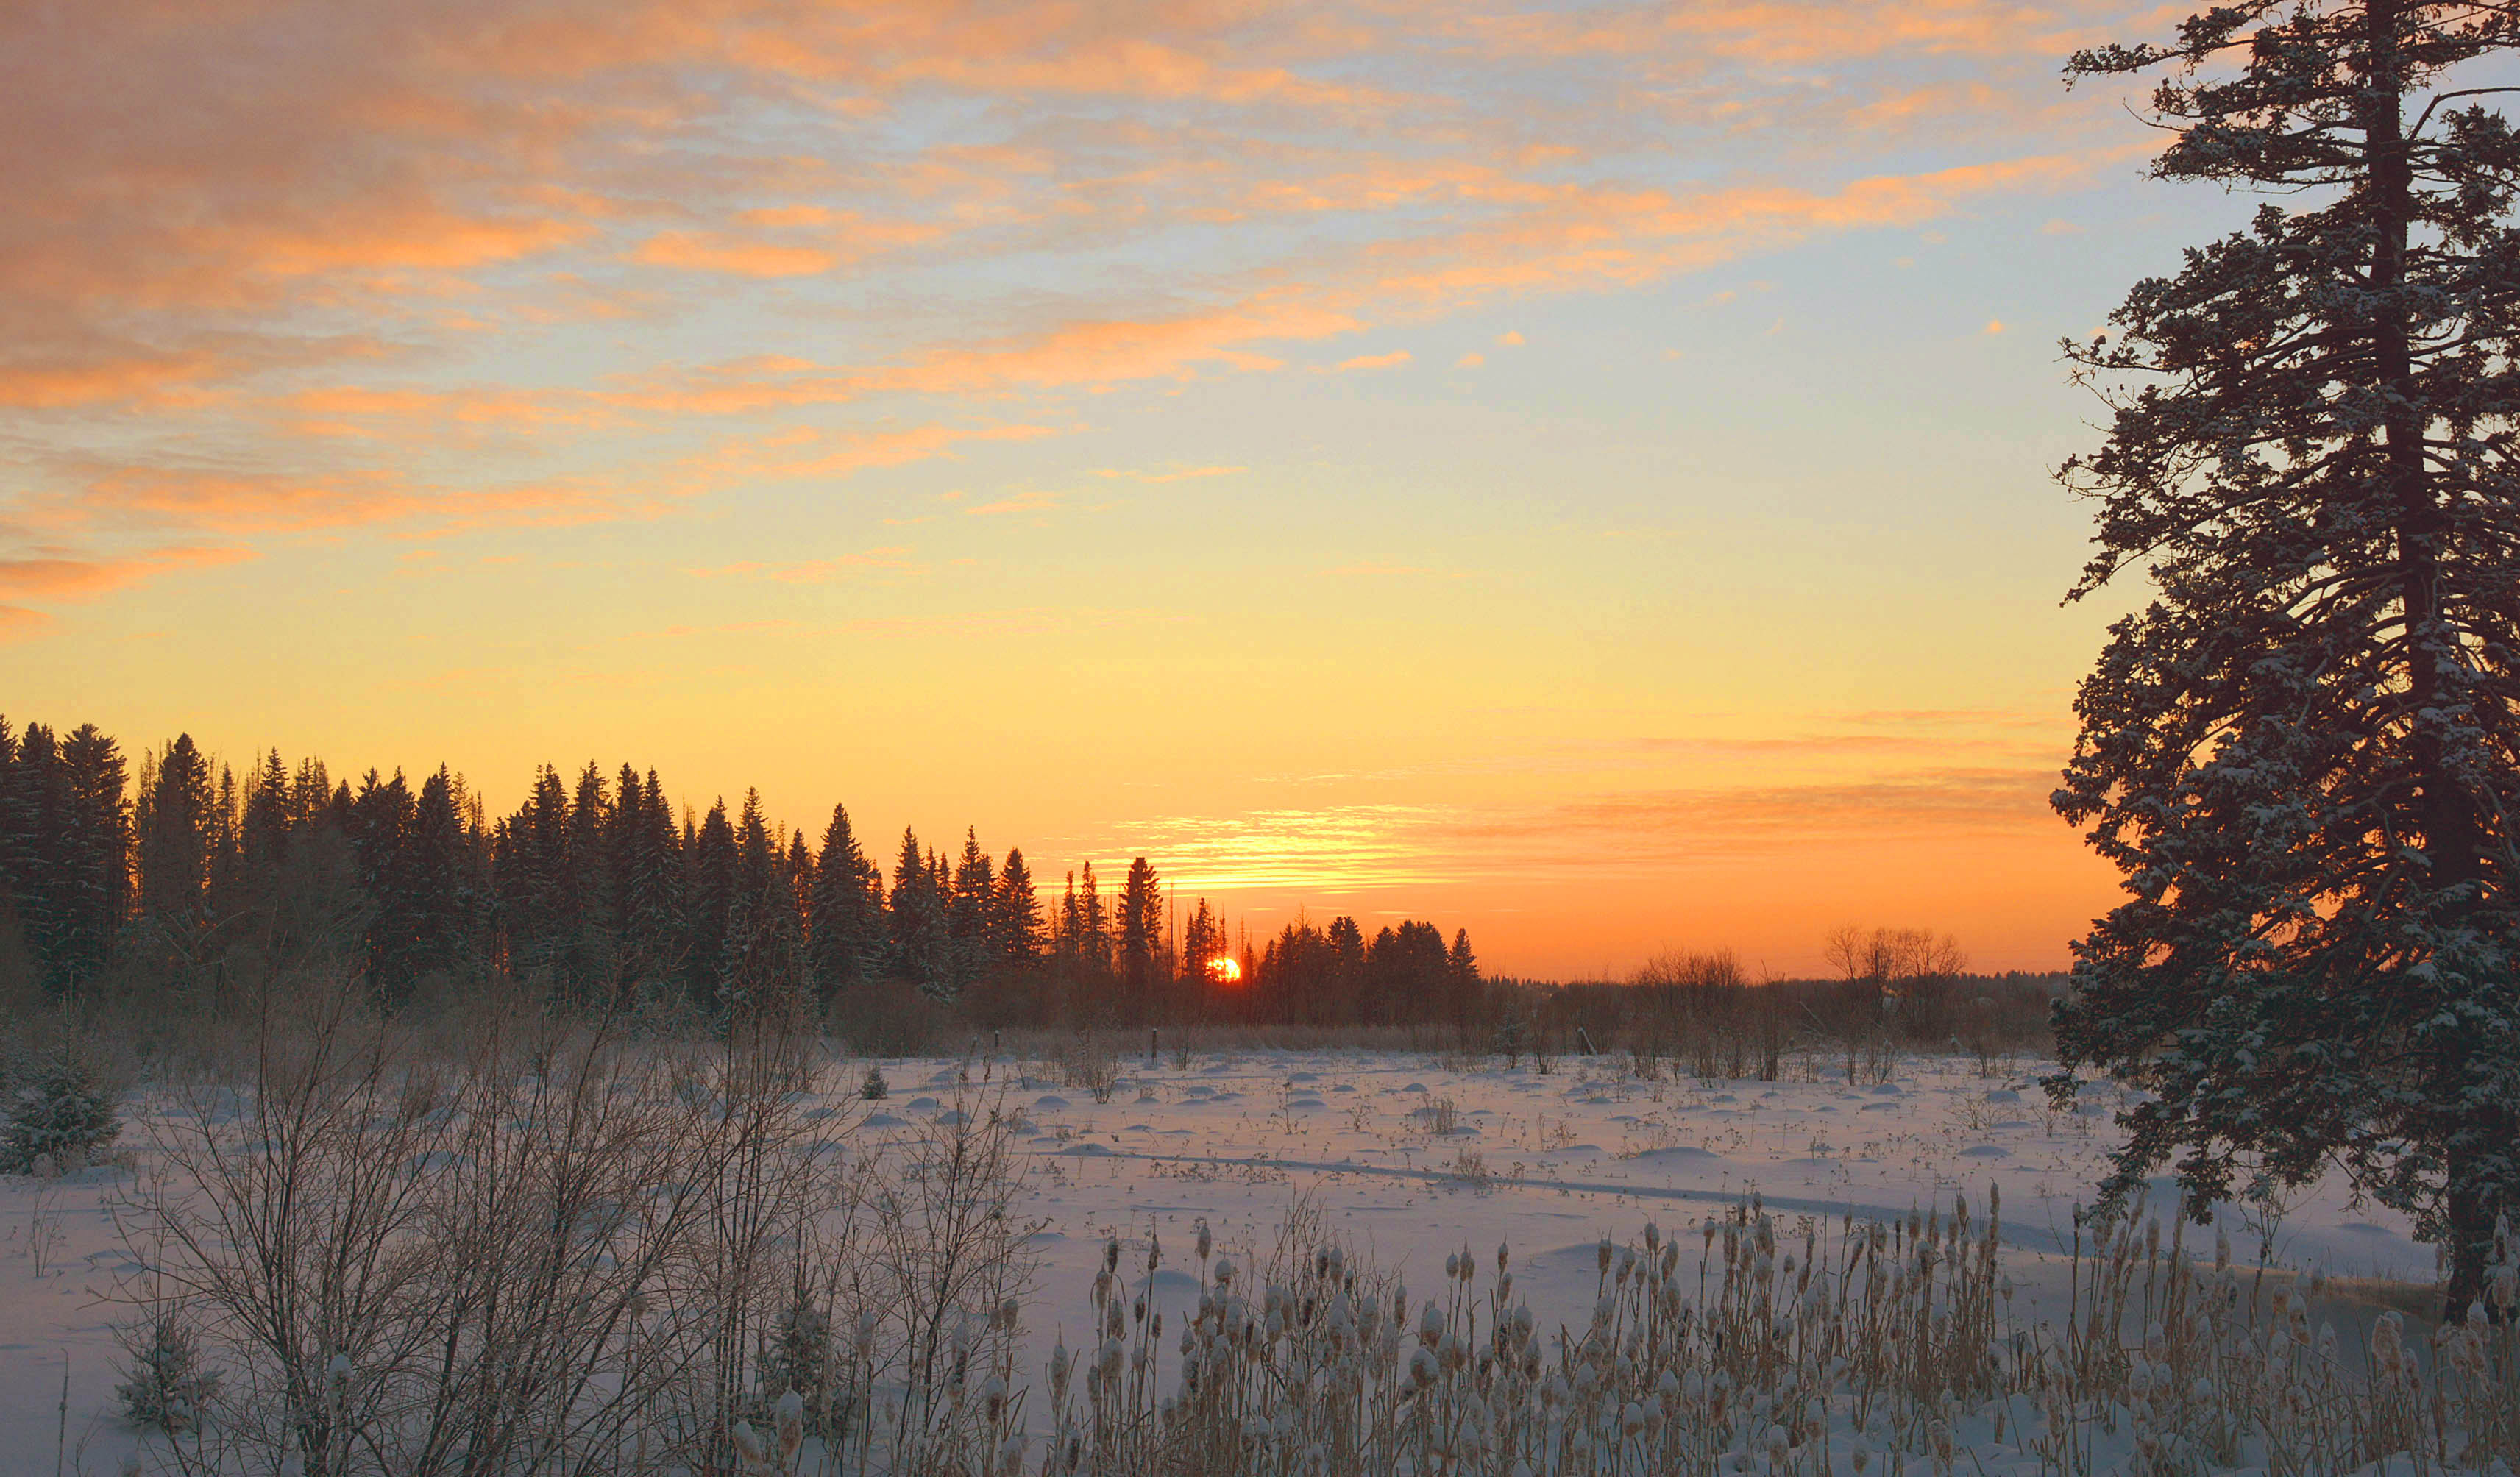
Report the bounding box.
[0,714,1482,1042]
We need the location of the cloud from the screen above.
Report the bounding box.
[1091,465,1247,483]
[0,606,49,640]
[965,489,1060,516]
[0,544,258,608]
[633,232,836,277]
[1455,352,1485,368]
[1330,349,1413,372]
[1983,318,2006,335]
[0,350,225,410]
[689,547,920,582]
[0,0,2160,608]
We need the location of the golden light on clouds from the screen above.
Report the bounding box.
[0,0,2175,972]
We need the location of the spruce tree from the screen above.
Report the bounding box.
[2051,0,2520,1310]
[400,767,469,987]
[992,849,1043,970]
[1447,928,1481,1027]
[1117,857,1163,1019]
[1078,861,1109,975]
[887,827,952,1003]
[808,801,884,1003]
[1326,917,1366,1027]
[722,789,801,1019]
[1181,897,1220,992]
[564,762,614,1000]
[684,800,737,1014]
[57,724,129,991]
[240,749,291,872]
[348,770,415,991]
[625,769,683,989]
[137,734,216,944]
[948,828,995,994]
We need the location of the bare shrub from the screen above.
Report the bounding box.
[1414,1096,1460,1136]
[1047,1033,1121,1104]
[121,976,875,1476]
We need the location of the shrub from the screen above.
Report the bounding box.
[3,1043,121,1174]
[114,1309,220,1433]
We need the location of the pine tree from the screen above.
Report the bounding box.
[2050,0,2520,1310]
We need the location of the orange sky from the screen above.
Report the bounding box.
[0,0,2217,975]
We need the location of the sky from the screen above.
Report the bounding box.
[0,0,2261,978]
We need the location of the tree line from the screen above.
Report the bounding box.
[0,714,1480,1036]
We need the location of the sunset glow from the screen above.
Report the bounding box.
[0,0,2219,975]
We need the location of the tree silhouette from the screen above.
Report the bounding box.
[2051,0,2520,1310]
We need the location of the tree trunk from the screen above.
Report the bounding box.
[2362,0,2503,1321]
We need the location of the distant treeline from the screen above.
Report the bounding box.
[0,716,1481,1042]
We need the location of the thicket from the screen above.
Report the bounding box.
[0,714,1486,1050]
[109,973,1040,1477]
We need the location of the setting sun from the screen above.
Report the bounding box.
[1206,955,1243,986]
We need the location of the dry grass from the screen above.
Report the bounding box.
[1023,1192,2519,1477]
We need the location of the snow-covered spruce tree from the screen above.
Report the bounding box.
[4,1041,121,1173]
[2051,0,2520,1311]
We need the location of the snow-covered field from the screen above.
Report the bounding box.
[0,1046,2440,1474]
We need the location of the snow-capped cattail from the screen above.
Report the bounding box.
[775,1389,804,1462]
[1196,1218,1213,1261]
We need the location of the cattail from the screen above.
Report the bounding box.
[775,1389,804,1462]
[1196,1218,1213,1261]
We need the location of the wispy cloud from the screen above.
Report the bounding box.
[1091,465,1249,483]
[689,547,920,582]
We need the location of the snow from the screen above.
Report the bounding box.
[0,1047,2436,1474]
